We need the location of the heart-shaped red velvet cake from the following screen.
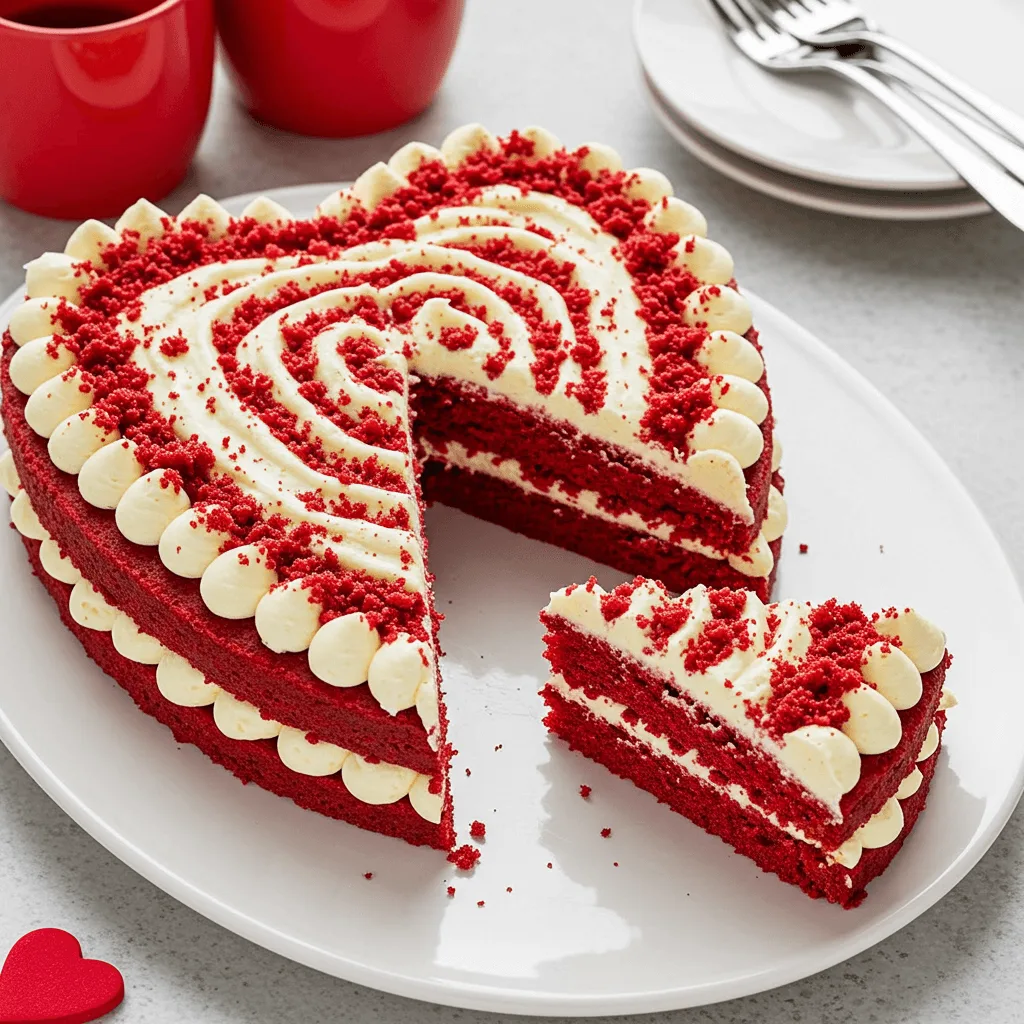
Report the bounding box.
[0,929,123,1024]
[1,124,956,908]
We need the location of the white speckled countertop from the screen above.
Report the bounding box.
[2,1,1023,1020]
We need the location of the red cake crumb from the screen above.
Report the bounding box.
[477,900,485,908]
[447,886,456,898]
[681,588,754,673]
[600,828,612,838]
[760,599,884,737]
[579,784,592,799]
[363,872,373,880]
[506,886,513,893]
[469,820,486,839]
[465,768,472,776]
[447,844,481,871]
[546,862,553,869]
[799,543,809,553]
[613,862,619,867]
[599,577,645,621]
[494,744,503,751]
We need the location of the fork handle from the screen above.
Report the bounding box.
[856,59,1024,184]
[858,29,1024,148]
[828,62,1024,230]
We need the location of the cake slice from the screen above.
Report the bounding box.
[541,578,954,907]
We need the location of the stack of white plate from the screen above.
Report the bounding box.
[634,0,1024,219]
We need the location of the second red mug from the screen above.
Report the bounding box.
[215,0,465,138]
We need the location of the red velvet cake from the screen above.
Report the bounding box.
[1,124,786,850]
[541,578,955,906]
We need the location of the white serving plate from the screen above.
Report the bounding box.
[644,74,991,220]
[0,184,1021,1016]
[635,0,1024,192]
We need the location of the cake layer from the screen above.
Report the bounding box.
[415,372,778,559]
[542,610,945,847]
[543,681,945,907]
[18,532,451,848]
[423,459,783,600]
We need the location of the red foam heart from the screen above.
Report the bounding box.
[0,930,123,1024]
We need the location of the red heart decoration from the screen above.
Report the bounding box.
[0,930,123,1024]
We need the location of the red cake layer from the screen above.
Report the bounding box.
[542,614,945,848]
[415,373,774,556]
[543,685,945,907]
[423,460,782,601]
[2,356,440,777]
[19,533,452,849]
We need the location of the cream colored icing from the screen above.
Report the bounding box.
[0,449,20,496]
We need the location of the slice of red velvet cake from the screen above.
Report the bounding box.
[1,124,786,849]
[541,578,955,906]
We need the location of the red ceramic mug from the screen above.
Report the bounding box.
[0,0,215,219]
[215,0,464,138]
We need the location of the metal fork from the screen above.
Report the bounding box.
[707,0,1024,231]
[752,0,1024,147]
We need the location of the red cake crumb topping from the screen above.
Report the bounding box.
[447,844,481,871]
[637,596,692,651]
[438,324,478,351]
[600,827,612,838]
[469,820,486,839]
[447,886,456,898]
[599,577,646,620]
[579,784,592,799]
[799,543,809,554]
[477,901,485,908]
[364,872,373,880]
[681,588,753,673]
[757,599,885,736]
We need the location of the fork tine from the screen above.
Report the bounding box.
[704,0,753,34]
[731,0,780,38]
